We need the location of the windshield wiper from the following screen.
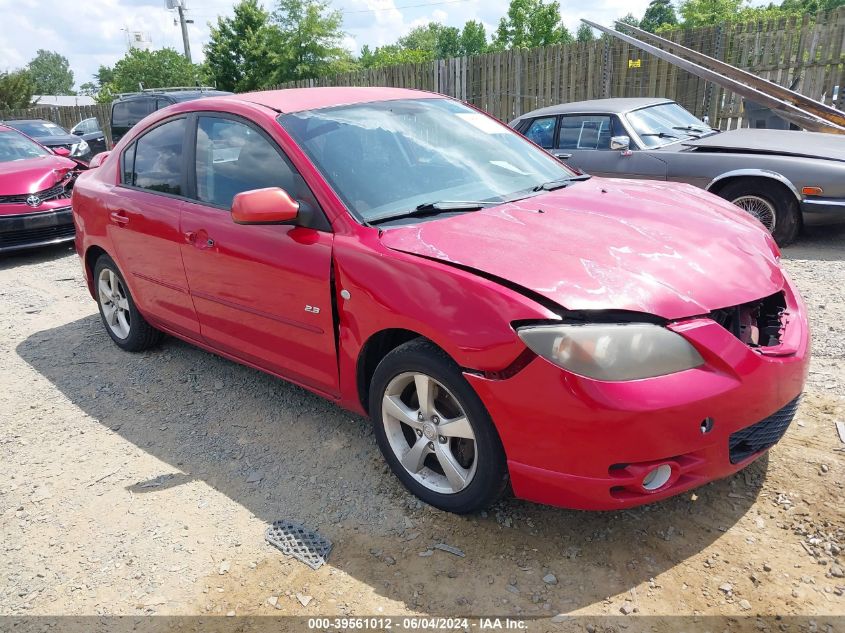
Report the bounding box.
[369,200,498,224]
[640,131,678,139]
[532,174,592,192]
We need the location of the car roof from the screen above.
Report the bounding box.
[4,119,51,125]
[115,90,232,102]
[514,97,674,121]
[229,87,440,113]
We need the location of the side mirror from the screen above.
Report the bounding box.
[89,151,110,169]
[72,129,84,136]
[52,147,71,157]
[231,187,299,225]
[610,136,630,151]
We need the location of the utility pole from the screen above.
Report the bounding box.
[177,3,192,63]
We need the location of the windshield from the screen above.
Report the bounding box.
[625,103,712,148]
[9,121,69,137]
[0,130,50,162]
[279,98,577,222]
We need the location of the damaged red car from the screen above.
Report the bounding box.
[0,123,84,253]
[72,88,809,513]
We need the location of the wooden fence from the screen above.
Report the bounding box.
[0,103,112,146]
[276,8,845,129]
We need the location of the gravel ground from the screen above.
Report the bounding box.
[0,223,843,625]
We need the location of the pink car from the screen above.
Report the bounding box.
[72,88,809,513]
[0,123,82,253]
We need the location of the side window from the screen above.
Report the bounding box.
[130,118,186,195]
[558,115,617,150]
[121,142,136,184]
[194,116,320,211]
[523,116,556,149]
[156,98,174,111]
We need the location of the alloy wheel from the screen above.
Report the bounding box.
[98,268,131,339]
[381,372,478,495]
[731,194,777,232]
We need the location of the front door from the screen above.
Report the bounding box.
[108,116,200,338]
[179,114,338,395]
[555,114,668,180]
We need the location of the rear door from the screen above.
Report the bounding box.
[179,113,338,394]
[556,114,668,179]
[108,116,200,337]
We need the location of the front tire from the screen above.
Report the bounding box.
[94,254,163,352]
[369,339,508,514]
[717,179,801,246]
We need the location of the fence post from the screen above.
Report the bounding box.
[602,37,612,99]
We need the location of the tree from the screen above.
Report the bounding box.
[576,23,595,42]
[0,70,35,110]
[460,21,488,55]
[677,0,745,26]
[640,0,679,31]
[617,13,642,28]
[360,44,433,68]
[101,48,203,96]
[493,0,573,49]
[267,0,353,83]
[26,50,75,95]
[205,0,274,92]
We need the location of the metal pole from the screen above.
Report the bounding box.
[178,5,192,63]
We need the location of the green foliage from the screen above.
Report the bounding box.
[576,23,596,42]
[360,45,434,68]
[493,0,573,49]
[460,21,488,55]
[26,49,75,95]
[640,0,679,32]
[267,0,353,83]
[617,13,642,28]
[204,0,274,92]
[0,70,35,110]
[100,48,203,97]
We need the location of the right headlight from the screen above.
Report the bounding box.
[517,322,704,381]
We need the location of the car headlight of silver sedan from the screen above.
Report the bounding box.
[70,140,89,156]
[517,322,704,381]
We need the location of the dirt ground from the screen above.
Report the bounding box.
[1,223,843,628]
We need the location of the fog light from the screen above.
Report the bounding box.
[642,464,672,491]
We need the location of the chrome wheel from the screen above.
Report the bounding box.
[732,194,777,232]
[98,268,131,339]
[381,372,478,495]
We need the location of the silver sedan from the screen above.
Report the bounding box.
[511,97,845,245]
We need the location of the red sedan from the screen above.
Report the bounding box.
[0,124,82,253]
[71,88,809,513]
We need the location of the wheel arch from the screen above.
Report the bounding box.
[705,169,802,203]
[357,328,443,414]
[83,244,109,299]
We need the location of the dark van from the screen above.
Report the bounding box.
[110,87,233,144]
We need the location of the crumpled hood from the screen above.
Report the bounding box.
[0,155,76,196]
[379,178,784,320]
[684,128,845,162]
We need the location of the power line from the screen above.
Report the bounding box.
[190,0,476,18]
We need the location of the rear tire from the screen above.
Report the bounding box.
[94,254,163,352]
[369,339,508,514]
[717,179,801,246]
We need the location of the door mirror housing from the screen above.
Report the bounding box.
[610,136,630,151]
[231,187,299,225]
[52,146,71,157]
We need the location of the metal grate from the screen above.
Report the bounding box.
[728,395,800,464]
[265,520,332,570]
[0,223,75,248]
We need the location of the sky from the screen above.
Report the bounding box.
[0,0,657,90]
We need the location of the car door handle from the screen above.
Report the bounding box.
[109,210,129,226]
[553,152,572,160]
[184,231,215,249]
[184,231,197,243]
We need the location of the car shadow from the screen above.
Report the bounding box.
[0,242,76,270]
[17,316,766,615]
[784,221,845,262]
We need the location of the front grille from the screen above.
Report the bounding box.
[0,222,75,248]
[728,396,800,463]
[710,291,786,347]
[0,183,69,205]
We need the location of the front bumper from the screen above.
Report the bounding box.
[801,197,845,223]
[466,277,810,510]
[0,206,75,253]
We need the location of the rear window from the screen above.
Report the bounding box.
[8,121,68,137]
[112,98,155,128]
